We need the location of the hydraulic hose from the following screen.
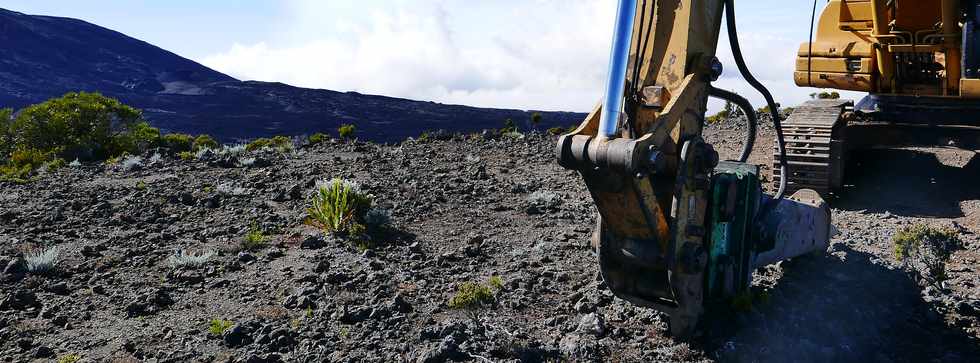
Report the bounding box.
[724,0,789,206]
[708,86,757,163]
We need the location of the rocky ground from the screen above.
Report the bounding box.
[1,119,979,362]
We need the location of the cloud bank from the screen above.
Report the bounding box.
[202,0,857,113]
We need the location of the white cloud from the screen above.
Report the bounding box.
[202,0,860,114]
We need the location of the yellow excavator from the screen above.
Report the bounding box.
[557,0,979,338]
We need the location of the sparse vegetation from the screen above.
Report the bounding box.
[307,178,373,236]
[547,126,566,136]
[24,246,59,275]
[162,133,194,153]
[448,276,505,311]
[208,319,234,336]
[168,249,215,269]
[308,133,329,145]
[706,100,736,124]
[338,124,356,140]
[893,224,961,288]
[530,112,542,127]
[193,134,219,151]
[119,155,143,171]
[56,354,81,363]
[242,222,267,251]
[810,91,841,99]
[502,118,518,133]
[246,135,292,152]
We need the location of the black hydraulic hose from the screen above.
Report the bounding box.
[708,86,756,163]
[724,0,789,206]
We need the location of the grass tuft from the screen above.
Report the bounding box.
[208,319,234,336]
[24,246,59,275]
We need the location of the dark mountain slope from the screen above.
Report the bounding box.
[0,8,585,142]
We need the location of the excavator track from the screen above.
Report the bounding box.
[772,100,850,196]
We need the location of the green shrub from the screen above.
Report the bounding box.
[163,133,194,153]
[246,136,292,152]
[530,112,542,127]
[448,277,503,310]
[547,127,566,136]
[208,319,234,336]
[307,178,372,235]
[1,148,54,182]
[894,224,961,287]
[308,133,328,145]
[338,124,356,140]
[502,118,518,133]
[811,91,841,100]
[177,151,195,161]
[6,92,143,161]
[0,108,13,161]
[242,222,267,251]
[193,134,219,151]
[57,354,81,363]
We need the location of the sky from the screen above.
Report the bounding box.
[4,0,860,113]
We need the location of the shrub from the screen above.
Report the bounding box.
[530,112,542,127]
[1,148,54,181]
[168,249,215,269]
[502,118,518,133]
[338,124,356,140]
[6,92,143,161]
[163,133,194,153]
[57,354,81,363]
[307,178,372,235]
[113,122,161,155]
[120,155,144,171]
[0,108,12,161]
[308,133,328,145]
[707,101,735,124]
[208,319,234,336]
[24,246,59,275]
[246,136,292,152]
[811,91,841,100]
[242,222,267,251]
[193,134,219,151]
[547,127,566,136]
[449,277,504,311]
[178,151,195,160]
[894,224,961,287]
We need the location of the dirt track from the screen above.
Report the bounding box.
[0,120,978,362]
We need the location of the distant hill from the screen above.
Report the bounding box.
[0,8,585,142]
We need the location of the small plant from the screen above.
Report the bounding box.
[894,224,961,288]
[135,180,147,190]
[57,354,81,363]
[163,133,194,153]
[308,133,329,145]
[221,144,247,157]
[208,319,234,336]
[193,134,219,151]
[120,155,143,171]
[246,136,292,152]
[238,157,257,168]
[547,126,566,136]
[502,118,518,133]
[338,124,356,140]
[448,276,504,312]
[24,246,59,275]
[530,112,542,127]
[148,152,162,165]
[242,222,267,251]
[488,275,504,290]
[68,158,82,167]
[168,249,215,269]
[178,151,195,160]
[307,178,372,235]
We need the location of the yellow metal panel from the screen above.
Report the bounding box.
[961,79,980,98]
[798,42,874,58]
[794,71,873,91]
[796,56,873,73]
[839,0,874,30]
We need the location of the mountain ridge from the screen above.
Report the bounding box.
[0,8,585,142]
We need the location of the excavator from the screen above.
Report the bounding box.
[557,0,979,338]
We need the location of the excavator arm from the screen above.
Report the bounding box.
[557,0,833,338]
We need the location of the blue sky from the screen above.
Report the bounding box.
[5,1,856,112]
